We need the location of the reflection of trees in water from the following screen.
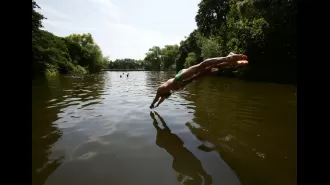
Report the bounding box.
[32,74,108,185]
[144,71,176,90]
[63,74,107,102]
[32,77,64,185]
[181,78,297,185]
[150,111,212,185]
[45,74,107,111]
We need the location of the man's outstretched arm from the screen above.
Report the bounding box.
[150,93,160,109]
[155,96,165,108]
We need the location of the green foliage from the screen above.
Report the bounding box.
[144,46,162,70]
[32,2,109,77]
[176,30,203,71]
[32,0,45,34]
[195,0,230,37]
[160,45,179,70]
[65,33,95,47]
[63,33,107,73]
[196,35,222,58]
[177,0,296,83]
[32,0,297,83]
[32,30,73,75]
[107,44,179,71]
[44,64,58,76]
[76,65,88,74]
[109,58,146,70]
[184,52,197,68]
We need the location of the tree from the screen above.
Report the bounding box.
[160,45,179,70]
[195,0,230,37]
[184,52,197,68]
[108,59,147,70]
[65,33,95,47]
[176,30,203,71]
[196,36,222,58]
[144,46,162,70]
[65,33,106,73]
[32,0,45,34]
[32,2,108,76]
[192,0,297,83]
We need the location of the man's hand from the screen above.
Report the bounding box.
[150,92,160,109]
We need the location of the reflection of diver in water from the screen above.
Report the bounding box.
[150,111,212,185]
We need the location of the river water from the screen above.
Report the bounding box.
[32,71,296,185]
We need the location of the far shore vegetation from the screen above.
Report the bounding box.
[32,0,296,84]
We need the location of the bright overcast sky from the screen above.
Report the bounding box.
[35,0,199,60]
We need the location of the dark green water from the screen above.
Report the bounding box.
[32,71,296,185]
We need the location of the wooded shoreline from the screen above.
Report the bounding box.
[103,69,176,72]
[32,0,296,84]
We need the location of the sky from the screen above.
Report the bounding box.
[35,0,200,60]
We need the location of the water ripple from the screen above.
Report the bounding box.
[33,72,296,185]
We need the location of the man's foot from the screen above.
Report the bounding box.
[226,53,248,68]
[224,59,248,69]
[236,60,248,67]
[228,52,235,56]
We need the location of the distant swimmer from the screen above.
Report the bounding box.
[127,73,129,77]
[149,52,248,109]
[120,75,122,78]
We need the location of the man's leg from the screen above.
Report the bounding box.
[186,58,247,81]
[177,61,217,81]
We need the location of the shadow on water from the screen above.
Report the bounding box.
[150,111,212,185]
